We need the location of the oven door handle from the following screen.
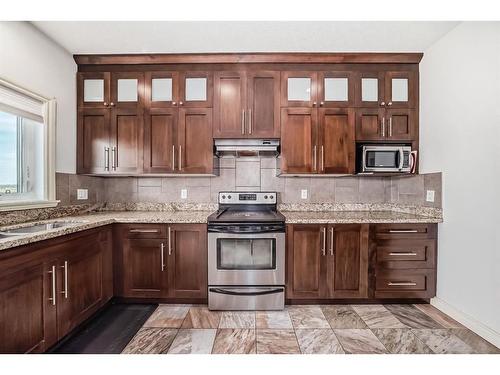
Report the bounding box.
[209,287,284,296]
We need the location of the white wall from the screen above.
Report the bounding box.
[420,22,500,339]
[0,21,76,173]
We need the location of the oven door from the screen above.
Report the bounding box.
[362,146,403,172]
[208,231,285,286]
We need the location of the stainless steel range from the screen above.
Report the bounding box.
[207,192,285,310]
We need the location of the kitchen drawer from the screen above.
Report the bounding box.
[374,224,437,240]
[375,269,436,299]
[122,224,167,239]
[376,239,436,269]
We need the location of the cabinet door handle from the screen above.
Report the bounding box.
[172,145,176,171]
[329,227,334,256]
[104,147,110,170]
[321,227,326,256]
[60,261,68,299]
[321,145,324,172]
[241,110,245,135]
[248,109,252,135]
[160,243,165,271]
[313,145,317,171]
[48,265,56,306]
[389,252,417,256]
[388,282,417,287]
[388,117,392,137]
[388,229,418,233]
[129,229,160,233]
[111,147,117,170]
[168,226,172,255]
[178,145,182,171]
[381,117,385,137]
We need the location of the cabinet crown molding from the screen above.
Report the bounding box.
[74,52,424,66]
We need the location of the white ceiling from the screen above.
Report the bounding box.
[32,21,459,55]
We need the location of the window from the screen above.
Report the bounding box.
[0,79,56,210]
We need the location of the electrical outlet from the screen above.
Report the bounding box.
[301,189,308,199]
[181,189,188,199]
[426,190,435,202]
[77,189,88,200]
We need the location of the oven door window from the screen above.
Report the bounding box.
[217,238,276,270]
[366,151,399,168]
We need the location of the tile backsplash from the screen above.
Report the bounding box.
[56,156,442,208]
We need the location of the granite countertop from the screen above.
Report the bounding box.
[0,207,442,252]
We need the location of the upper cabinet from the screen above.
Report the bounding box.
[355,70,417,109]
[214,71,280,138]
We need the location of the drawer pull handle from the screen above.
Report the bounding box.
[388,282,417,286]
[129,229,160,233]
[388,229,418,233]
[389,252,417,256]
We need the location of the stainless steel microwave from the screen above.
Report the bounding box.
[359,145,415,173]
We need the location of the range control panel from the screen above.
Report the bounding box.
[218,192,277,205]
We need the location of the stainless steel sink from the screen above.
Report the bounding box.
[0,221,85,237]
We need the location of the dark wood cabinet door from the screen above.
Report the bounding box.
[326,224,369,298]
[110,108,144,174]
[385,108,416,141]
[281,71,317,107]
[123,238,167,298]
[77,72,110,109]
[318,108,355,174]
[179,71,213,108]
[286,225,327,299]
[354,71,385,108]
[317,71,355,108]
[168,224,207,299]
[143,108,177,173]
[246,71,280,138]
[355,108,385,141]
[178,108,213,174]
[213,71,247,138]
[280,108,318,173]
[0,262,57,353]
[110,72,144,109]
[384,70,418,109]
[77,108,111,174]
[145,71,179,108]
[57,236,106,338]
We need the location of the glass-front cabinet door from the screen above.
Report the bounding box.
[110,72,144,109]
[145,71,179,108]
[384,71,417,109]
[355,72,385,108]
[179,72,213,107]
[78,72,110,108]
[281,71,317,107]
[318,72,354,107]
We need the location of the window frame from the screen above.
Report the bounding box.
[0,78,57,211]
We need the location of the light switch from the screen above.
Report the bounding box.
[181,189,188,199]
[77,189,88,200]
[426,190,435,202]
[301,189,308,199]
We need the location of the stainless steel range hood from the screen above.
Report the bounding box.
[214,139,280,156]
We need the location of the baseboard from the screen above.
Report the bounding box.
[431,296,500,348]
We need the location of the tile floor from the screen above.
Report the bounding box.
[122,304,500,354]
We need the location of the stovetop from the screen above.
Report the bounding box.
[207,206,285,224]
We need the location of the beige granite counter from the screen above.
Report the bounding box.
[282,210,443,224]
[0,211,213,251]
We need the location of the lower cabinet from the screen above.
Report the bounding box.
[286,224,369,300]
[0,227,112,353]
[118,223,207,300]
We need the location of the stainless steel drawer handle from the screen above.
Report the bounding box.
[389,252,417,256]
[168,226,172,255]
[48,265,56,306]
[321,227,326,256]
[129,229,160,233]
[388,282,417,286]
[60,261,68,299]
[329,227,334,256]
[388,229,418,233]
[160,243,165,271]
